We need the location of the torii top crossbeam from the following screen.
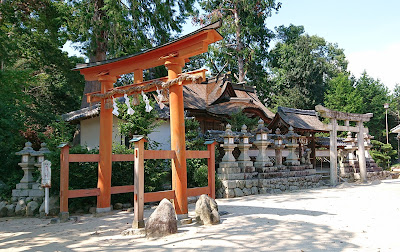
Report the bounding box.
[73,21,223,217]
[74,21,222,81]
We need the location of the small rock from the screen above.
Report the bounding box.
[89,207,97,214]
[145,198,177,238]
[50,218,60,224]
[242,188,251,196]
[26,201,39,216]
[219,210,229,216]
[121,228,146,237]
[126,207,134,213]
[6,204,15,217]
[122,203,132,208]
[114,203,123,210]
[195,194,220,225]
[33,197,43,204]
[234,188,244,197]
[25,197,33,203]
[179,217,192,225]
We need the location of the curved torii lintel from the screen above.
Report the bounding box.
[315,105,373,122]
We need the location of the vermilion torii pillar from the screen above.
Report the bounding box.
[74,21,223,215]
[97,74,118,212]
[166,57,188,216]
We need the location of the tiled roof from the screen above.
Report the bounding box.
[268,106,327,132]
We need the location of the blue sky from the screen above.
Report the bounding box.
[64,0,400,90]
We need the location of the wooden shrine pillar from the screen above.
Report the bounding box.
[330,118,338,186]
[97,74,117,212]
[357,122,367,183]
[165,58,188,217]
[311,133,316,169]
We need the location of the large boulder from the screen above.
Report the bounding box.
[145,198,177,238]
[15,199,26,216]
[26,201,39,216]
[195,194,220,225]
[0,202,7,217]
[6,204,15,217]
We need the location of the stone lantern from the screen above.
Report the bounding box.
[237,124,253,171]
[218,124,242,180]
[32,143,51,183]
[220,124,238,165]
[273,128,285,167]
[14,142,36,190]
[284,126,300,166]
[363,132,379,171]
[253,119,273,169]
[344,131,358,166]
[363,133,373,161]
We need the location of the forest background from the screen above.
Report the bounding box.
[1,0,399,200]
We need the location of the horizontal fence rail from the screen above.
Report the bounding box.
[59,140,217,223]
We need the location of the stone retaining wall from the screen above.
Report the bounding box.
[341,171,394,182]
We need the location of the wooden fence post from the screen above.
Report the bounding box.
[205,140,216,199]
[58,143,70,221]
[131,136,146,229]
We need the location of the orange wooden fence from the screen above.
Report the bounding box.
[59,139,216,226]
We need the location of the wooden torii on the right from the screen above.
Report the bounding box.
[315,105,373,185]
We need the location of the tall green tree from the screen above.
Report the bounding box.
[266,24,348,109]
[68,0,196,106]
[353,72,389,141]
[0,0,84,196]
[324,73,362,113]
[68,0,196,60]
[195,0,281,84]
[389,84,400,125]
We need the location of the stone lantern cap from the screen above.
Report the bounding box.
[220,124,237,138]
[343,131,355,143]
[254,119,271,135]
[272,128,285,140]
[364,132,374,141]
[15,142,36,156]
[239,124,252,138]
[31,143,51,156]
[285,126,300,140]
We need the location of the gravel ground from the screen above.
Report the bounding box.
[1,179,399,252]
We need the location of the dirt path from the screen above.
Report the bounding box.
[1,179,400,251]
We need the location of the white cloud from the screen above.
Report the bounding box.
[347,43,400,91]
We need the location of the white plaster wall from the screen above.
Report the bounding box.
[80,116,122,150]
[148,120,171,150]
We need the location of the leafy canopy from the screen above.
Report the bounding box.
[266,24,348,109]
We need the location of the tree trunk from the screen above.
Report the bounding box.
[81,0,108,108]
[233,5,245,83]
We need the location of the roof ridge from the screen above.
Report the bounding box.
[278,106,317,116]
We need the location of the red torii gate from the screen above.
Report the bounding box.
[61,21,222,221]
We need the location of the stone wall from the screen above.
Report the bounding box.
[341,171,394,182]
